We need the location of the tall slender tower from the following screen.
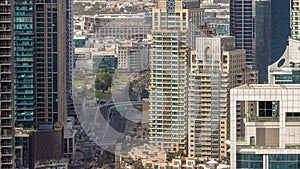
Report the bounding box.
[255,0,271,83]
[230,0,255,68]
[149,0,203,153]
[0,1,15,168]
[188,37,257,162]
[1,0,68,168]
[34,0,67,126]
[271,0,290,63]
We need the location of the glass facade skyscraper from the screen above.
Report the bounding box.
[271,0,291,63]
[0,0,69,168]
[13,0,35,128]
[255,0,271,83]
[230,0,254,67]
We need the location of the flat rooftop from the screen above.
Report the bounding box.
[235,84,300,89]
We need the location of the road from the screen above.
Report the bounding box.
[81,101,143,147]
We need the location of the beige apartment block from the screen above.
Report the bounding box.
[149,0,204,153]
[188,36,257,162]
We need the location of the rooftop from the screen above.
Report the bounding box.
[235,84,300,89]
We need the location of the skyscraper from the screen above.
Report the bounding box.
[34,0,67,127]
[230,0,255,67]
[271,0,291,63]
[0,1,15,168]
[149,0,204,153]
[269,0,300,84]
[0,0,68,168]
[188,36,257,161]
[255,0,271,83]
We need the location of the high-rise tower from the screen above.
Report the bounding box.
[230,0,255,67]
[188,36,257,162]
[0,0,15,168]
[149,0,204,153]
[255,0,271,83]
[0,0,68,168]
[271,0,291,63]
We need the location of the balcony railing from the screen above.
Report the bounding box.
[247,116,279,122]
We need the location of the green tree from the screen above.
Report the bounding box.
[95,69,112,92]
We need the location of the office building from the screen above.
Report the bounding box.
[149,0,204,153]
[269,38,300,84]
[0,0,68,168]
[271,0,290,63]
[230,0,255,67]
[117,41,150,73]
[231,84,300,169]
[92,51,117,72]
[255,0,271,83]
[188,36,257,162]
[86,14,151,40]
[207,20,230,36]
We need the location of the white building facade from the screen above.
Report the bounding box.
[231,84,300,169]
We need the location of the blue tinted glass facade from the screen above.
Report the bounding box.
[237,154,300,169]
[230,0,254,67]
[271,0,291,63]
[13,0,35,128]
[255,0,271,83]
[269,154,300,169]
[237,154,263,169]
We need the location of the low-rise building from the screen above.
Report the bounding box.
[117,41,150,73]
[91,51,118,72]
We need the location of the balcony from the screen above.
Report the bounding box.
[0,78,11,82]
[0,60,11,64]
[1,113,12,119]
[0,96,11,102]
[0,18,11,22]
[0,106,11,110]
[0,69,10,73]
[1,123,11,127]
[1,142,13,147]
[0,89,11,93]
[0,52,11,56]
[1,134,13,139]
[1,160,13,165]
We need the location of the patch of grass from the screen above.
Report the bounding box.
[74,79,84,88]
[95,90,111,100]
